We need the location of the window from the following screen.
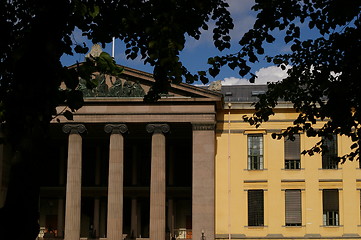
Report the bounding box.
[285,190,302,226]
[284,134,301,169]
[248,134,264,170]
[323,189,339,226]
[248,190,264,226]
[322,135,338,169]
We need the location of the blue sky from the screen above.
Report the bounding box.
[61,0,291,85]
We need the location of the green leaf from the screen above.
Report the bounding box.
[89,5,100,18]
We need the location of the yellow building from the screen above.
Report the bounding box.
[216,85,361,240]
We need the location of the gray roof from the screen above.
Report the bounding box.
[220,85,268,102]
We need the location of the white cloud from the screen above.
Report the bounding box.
[221,65,290,85]
[221,76,250,85]
[229,15,256,41]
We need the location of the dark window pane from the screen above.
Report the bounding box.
[323,189,339,226]
[285,134,301,169]
[248,190,264,226]
[248,134,263,170]
[285,190,302,226]
[322,136,338,169]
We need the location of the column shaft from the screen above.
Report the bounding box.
[105,124,127,240]
[147,124,169,240]
[192,124,215,240]
[63,124,85,240]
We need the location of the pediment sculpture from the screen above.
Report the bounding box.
[77,74,145,98]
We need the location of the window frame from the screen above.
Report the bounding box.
[285,189,302,226]
[322,189,339,226]
[284,134,301,170]
[247,134,264,170]
[322,135,338,169]
[248,189,264,226]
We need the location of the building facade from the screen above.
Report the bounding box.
[216,85,361,240]
[0,66,220,240]
[1,68,360,240]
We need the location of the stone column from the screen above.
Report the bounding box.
[146,123,170,240]
[63,124,86,240]
[168,146,175,238]
[104,124,128,240]
[192,123,215,240]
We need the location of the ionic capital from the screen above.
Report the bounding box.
[192,123,215,131]
[62,124,86,134]
[104,124,128,134]
[146,124,170,134]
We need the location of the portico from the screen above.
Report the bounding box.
[38,66,221,240]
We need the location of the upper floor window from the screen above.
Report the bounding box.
[284,134,301,169]
[248,189,264,226]
[322,135,338,169]
[323,189,339,226]
[248,134,264,170]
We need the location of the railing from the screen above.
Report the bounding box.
[323,211,339,226]
[174,228,192,239]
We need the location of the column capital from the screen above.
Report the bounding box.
[104,124,128,134]
[192,123,215,131]
[146,124,170,134]
[62,124,86,134]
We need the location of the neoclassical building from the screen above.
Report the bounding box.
[35,66,221,240]
[1,60,361,240]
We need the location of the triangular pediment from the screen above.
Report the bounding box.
[77,65,223,102]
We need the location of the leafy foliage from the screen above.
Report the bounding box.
[0,1,232,238]
[237,0,361,162]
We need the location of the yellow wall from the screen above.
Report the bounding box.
[215,107,361,239]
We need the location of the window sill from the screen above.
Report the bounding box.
[244,168,268,171]
[283,225,304,228]
[320,225,342,227]
[282,168,304,171]
[318,168,342,170]
[245,225,267,228]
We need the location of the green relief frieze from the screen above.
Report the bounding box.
[78,74,145,98]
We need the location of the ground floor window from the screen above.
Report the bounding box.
[248,190,264,226]
[285,189,302,226]
[323,189,339,226]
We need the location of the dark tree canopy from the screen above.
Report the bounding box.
[0,1,232,238]
[233,0,360,162]
[0,0,360,239]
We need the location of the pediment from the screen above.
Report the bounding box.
[77,65,223,102]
